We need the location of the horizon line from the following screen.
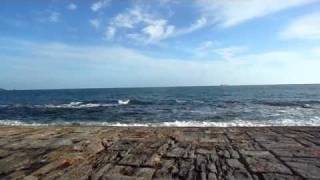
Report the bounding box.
[2,83,320,91]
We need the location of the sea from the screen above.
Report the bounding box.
[1,84,320,127]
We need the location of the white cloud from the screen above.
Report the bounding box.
[311,46,320,56]
[195,41,247,60]
[99,0,317,43]
[142,20,175,42]
[280,12,320,40]
[85,0,319,44]
[198,0,318,27]
[67,3,77,10]
[175,17,208,36]
[90,19,101,29]
[91,0,110,12]
[49,12,60,23]
[195,41,218,57]
[158,0,178,5]
[106,6,208,43]
[215,46,248,60]
[107,6,176,43]
[36,11,61,23]
[105,27,116,40]
[187,17,207,32]
[2,39,320,89]
[112,8,143,28]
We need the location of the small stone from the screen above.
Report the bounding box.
[208,173,218,180]
[281,158,320,179]
[242,151,292,174]
[23,175,39,180]
[229,149,240,159]
[166,147,185,158]
[262,173,302,180]
[226,159,245,170]
[207,163,217,173]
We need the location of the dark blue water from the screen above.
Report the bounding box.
[1,85,320,126]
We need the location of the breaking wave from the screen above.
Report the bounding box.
[1,117,320,127]
[1,85,320,126]
[258,100,320,108]
[0,99,171,109]
[118,99,130,105]
[43,102,118,108]
[0,100,137,109]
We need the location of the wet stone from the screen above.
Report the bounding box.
[228,148,240,159]
[241,150,292,174]
[196,148,212,155]
[177,159,194,178]
[231,141,263,151]
[226,170,253,180]
[262,173,302,180]
[226,159,246,171]
[153,159,177,179]
[56,161,93,180]
[119,153,149,166]
[272,147,320,158]
[208,172,218,180]
[0,126,319,179]
[0,153,31,175]
[0,149,10,158]
[280,157,320,179]
[207,163,217,173]
[165,146,185,158]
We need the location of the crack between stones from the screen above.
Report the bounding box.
[246,132,307,180]
[225,132,261,180]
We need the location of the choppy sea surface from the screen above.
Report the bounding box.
[1,85,320,126]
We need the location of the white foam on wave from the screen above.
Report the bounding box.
[1,99,131,109]
[118,99,130,105]
[0,120,47,126]
[1,117,320,127]
[43,100,130,108]
[193,100,204,104]
[78,103,116,108]
[43,101,118,108]
[175,99,187,104]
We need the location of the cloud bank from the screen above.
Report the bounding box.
[1,39,320,89]
[280,11,320,40]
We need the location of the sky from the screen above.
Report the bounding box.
[1,0,320,90]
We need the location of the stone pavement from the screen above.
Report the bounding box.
[0,126,319,180]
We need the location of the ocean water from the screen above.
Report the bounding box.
[1,85,320,126]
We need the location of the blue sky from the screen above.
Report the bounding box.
[1,0,320,89]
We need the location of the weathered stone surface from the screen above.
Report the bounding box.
[280,157,320,179]
[0,126,319,179]
[262,173,302,180]
[241,150,292,174]
[272,147,320,158]
[0,149,10,158]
